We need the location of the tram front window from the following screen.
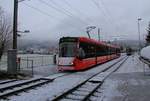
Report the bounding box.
[59,42,77,57]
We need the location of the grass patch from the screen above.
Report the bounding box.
[0,70,30,80]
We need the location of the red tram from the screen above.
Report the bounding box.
[57,37,120,71]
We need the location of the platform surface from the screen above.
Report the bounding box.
[100,55,150,101]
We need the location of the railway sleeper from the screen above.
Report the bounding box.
[88,80,102,83]
[95,90,101,93]
[96,87,105,93]
[63,85,101,101]
[89,95,103,101]
[59,81,102,101]
[81,85,98,89]
[72,91,90,96]
[84,81,100,86]
[93,92,101,96]
[76,88,93,92]
[91,94,101,98]
[14,93,21,96]
[66,94,85,100]
[78,86,98,91]
[22,89,29,93]
[60,98,80,101]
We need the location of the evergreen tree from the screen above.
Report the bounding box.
[146,22,150,45]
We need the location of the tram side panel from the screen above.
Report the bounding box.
[57,37,120,71]
[73,44,119,70]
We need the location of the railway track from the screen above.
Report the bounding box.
[0,72,73,86]
[50,56,128,101]
[0,72,75,99]
[0,56,127,100]
[0,78,53,99]
[0,79,18,85]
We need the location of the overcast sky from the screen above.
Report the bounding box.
[0,0,150,41]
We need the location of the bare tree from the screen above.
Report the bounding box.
[146,22,150,45]
[0,7,12,60]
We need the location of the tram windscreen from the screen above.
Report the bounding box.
[59,42,77,57]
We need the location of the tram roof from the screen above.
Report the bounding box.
[79,37,120,49]
[60,37,120,49]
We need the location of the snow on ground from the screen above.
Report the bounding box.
[9,54,149,101]
[99,79,123,101]
[17,64,58,78]
[101,72,150,101]
[33,65,58,76]
[97,54,150,101]
[0,54,58,77]
[0,54,54,71]
[0,77,44,89]
[9,74,89,101]
[141,45,150,60]
[116,53,148,73]
[7,55,125,101]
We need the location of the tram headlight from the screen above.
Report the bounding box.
[69,62,74,65]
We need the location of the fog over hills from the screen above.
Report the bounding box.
[112,40,146,48]
[18,38,146,51]
[18,39,59,50]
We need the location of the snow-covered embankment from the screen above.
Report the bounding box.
[140,45,150,60]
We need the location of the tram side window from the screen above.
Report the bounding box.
[107,47,110,55]
[109,48,116,54]
[103,46,108,55]
[113,48,116,54]
[79,42,96,58]
[88,45,95,58]
[96,46,108,56]
[117,48,120,53]
[79,42,87,59]
[109,48,113,54]
[78,47,85,58]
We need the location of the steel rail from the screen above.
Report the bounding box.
[87,56,128,101]
[0,79,18,85]
[0,72,76,99]
[0,78,53,99]
[0,56,127,100]
[51,56,128,101]
[0,78,48,92]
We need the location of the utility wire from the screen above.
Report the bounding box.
[96,0,120,34]
[49,0,89,25]
[22,2,83,33]
[38,0,88,25]
[99,0,120,33]
[91,0,111,24]
[38,0,86,31]
[22,2,58,20]
[91,0,120,37]
[90,0,119,40]
[39,0,71,17]
[62,0,93,22]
